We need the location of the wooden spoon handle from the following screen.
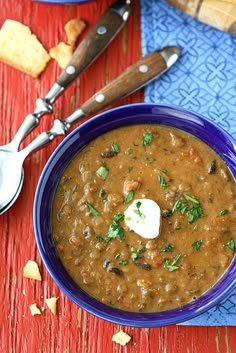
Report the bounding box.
[57,0,131,89]
[80,46,179,116]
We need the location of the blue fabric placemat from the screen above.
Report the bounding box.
[140,0,236,326]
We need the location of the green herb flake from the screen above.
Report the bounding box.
[105,223,124,242]
[219,209,228,216]
[183,194,200,205]
[124,190,135,204]
[86,202,100,217]
[165,254,182,272]
[161,168,168,175]
[95,236,104,243]
[125,148,132,156]
[134,201,146,220]
[159,172,169,190]
[112,143,120,154]
[161,244,174,253]
[187,205,204,224]
[127,166,134,173]
[131,252,138,260]
[114,252,121,259]
[72,184,79,194]
[143,132,154,146]
[192,240,203,251]
[226,238,235,252]
[96,164,109,180]
[138,247,146,254]
[172,200,189,214]
[119,260,128,265]
[113,213,124,223]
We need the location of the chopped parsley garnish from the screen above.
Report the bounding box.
[161,243,174,253]
[161,168,168,175]
[183,194,199,205]
[131,246,146,260]
[112,143,120,154]
[105,213,125,242]
[219,209,228,216]
[172,194,204,224]
[119,260,128,265]
[113,213,124,223]
[127,166,133,173]
[95,236,104,242]
[96,164,109,180]
[114,252,121,259]
[134,201,146,220]
[142,132,153,146]
[192,240,203,251]
[72,184,79,194]
[172,200,189,214]
[187,204,204,224]
[159,172,169,189]
[86,202,99,217]
[165,254,182,272]
[105,223,124,242]
[124,190,134,204]
[226,238,235,252]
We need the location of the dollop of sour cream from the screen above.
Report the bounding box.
[124,198,161,239]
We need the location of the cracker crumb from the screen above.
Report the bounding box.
[23,260,42,281]
[112,330,131,346]
[65,18,86,46]
[45,297,59,315]
[49,42,73,68]
[0,19,50,77]
[30,304,41,316]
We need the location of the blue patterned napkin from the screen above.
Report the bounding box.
[140,0,236,326]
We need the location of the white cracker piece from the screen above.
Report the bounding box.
[23,260,42,281]
[30,304,41,316]
[112,330,132,346]
[45,297,59,315]
[65,18,86,46]
[0,19,50,77]
[49,42,73,69]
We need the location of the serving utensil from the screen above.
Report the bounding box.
[0,0,131,154]
[0,46,180,214]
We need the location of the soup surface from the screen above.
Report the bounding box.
[52,124,236,312]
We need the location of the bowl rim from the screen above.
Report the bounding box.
[33,103,236,327]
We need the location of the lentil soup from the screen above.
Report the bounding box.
[52,124,236,312]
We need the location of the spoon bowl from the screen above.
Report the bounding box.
[0,149,24,212]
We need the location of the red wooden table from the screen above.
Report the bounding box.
[1,1,236,352]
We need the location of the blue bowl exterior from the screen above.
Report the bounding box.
[33,103,236,327]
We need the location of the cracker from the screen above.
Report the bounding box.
[30,304,41,316]
[49,42,73,69]
[23,260,42,281]
[45,297,59,315]
[65,18,86,46]
[112,330,131,346]
[0,19,50,77]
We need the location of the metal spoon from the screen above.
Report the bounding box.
[0,46,180,214]
[0,0,131,154]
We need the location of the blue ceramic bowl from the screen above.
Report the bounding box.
[33,103,236,327]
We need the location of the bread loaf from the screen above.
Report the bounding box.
[166,0,236,35]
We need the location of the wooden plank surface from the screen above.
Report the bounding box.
[0,1,236,352]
